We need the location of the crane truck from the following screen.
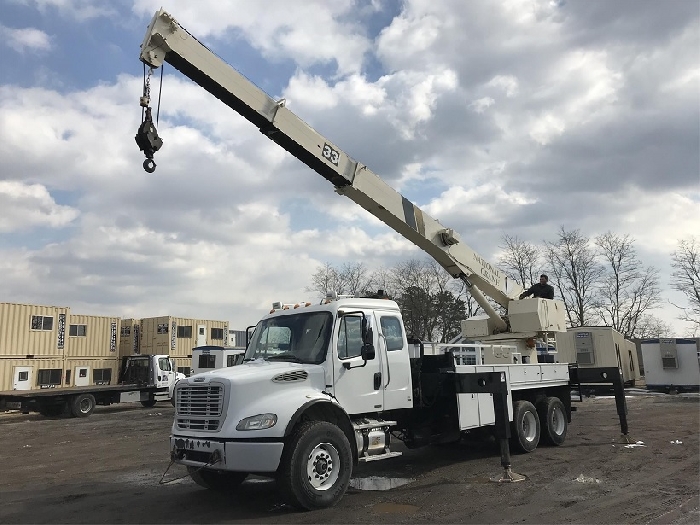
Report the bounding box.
[135,9,630,510]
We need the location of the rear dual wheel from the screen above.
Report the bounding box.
[511,400,540,453]
[537,396,567,446]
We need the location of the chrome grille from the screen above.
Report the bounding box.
[176,383,224,431]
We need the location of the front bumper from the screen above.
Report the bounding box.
[170,435,284,473]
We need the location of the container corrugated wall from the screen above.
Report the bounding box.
[139,317,228,357]
[0,357,66,392]
[119,319,140,358]
[64,315,120,358]
[64,357,120,387]
[0,303,70,359]
[171,357,192,375]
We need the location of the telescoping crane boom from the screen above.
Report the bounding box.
[135,9,564,337]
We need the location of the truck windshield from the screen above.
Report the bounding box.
[244,311,333,365]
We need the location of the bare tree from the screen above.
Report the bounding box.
[634,314,672,339]
[306,262,374,299]
[670,236,700,335]
[498,234,542,288]
[388,258,466,342]
[594,232,662,339]
[544,227,602,327]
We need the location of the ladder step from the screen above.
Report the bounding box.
[359,451,402,462]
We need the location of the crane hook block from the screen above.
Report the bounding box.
[135,107,163,173]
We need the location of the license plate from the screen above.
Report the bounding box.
[5,401,21,409]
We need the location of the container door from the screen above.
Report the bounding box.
[197,325,207,347]
[74,367,90,387]
[13,367,33,390]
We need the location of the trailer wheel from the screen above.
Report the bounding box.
[511,400,540,453]
[140,394,157,408]
[278,421,352,510]
[187,466,247,491]
[537,396,567,446]
[70,394,96,418]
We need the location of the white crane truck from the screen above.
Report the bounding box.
[136,9,630,510]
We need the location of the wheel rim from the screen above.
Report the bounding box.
[550,405,566,436]
[521,411,538,442]
[79,398,92,413]
[306,442,340,491]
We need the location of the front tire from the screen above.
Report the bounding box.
[511,400,540,453]
[141,394,157,408]
[278,421,353,510]
[188,467,247,491]
[537,396,567,446]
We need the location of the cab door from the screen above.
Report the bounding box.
[331,312,383,415]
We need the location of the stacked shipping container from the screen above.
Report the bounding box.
[0,303,228,392]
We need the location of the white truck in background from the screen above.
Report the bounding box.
[136,9,630,510]
[0,354,184,417]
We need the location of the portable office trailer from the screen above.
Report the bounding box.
[556,326,641,386]
[0,303,70,359]
[640,338,700,392]
[139,316,228,358]
[63,358,120,388]
[63,315,120,358]
[118,319,140,357]
[191,345,246,376]
[0,358,66,391]
[227,329,247,348]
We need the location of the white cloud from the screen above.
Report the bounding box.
[0,181,79,232]
[1,25,51,53]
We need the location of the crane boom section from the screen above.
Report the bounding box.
[139,9,523,306]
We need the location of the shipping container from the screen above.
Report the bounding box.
[227,329,247,348]
[0,357,66,392]
[0,303,70,359]
[63,358,120,387]
[640,338,700,392]
[556,326,641,386]
[118,318,141,357]
[64,315,120,358]
[139,316,228,357]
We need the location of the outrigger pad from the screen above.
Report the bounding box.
[490,467,527,483]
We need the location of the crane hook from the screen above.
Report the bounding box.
[135,106,163,173]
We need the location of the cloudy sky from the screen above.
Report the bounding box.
[0,0,698,335]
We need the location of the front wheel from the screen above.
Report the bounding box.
[278,421,353,510]
[537,396,567,446]
[511,400,540,453]
[140,394,157,408]
[187,467,247,491]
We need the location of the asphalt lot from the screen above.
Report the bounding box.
[0,392,698,524]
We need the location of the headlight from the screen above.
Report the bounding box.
[236,413,277,431]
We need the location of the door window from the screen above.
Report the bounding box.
[380,316,404,351]
[158,357,172,371]
[337,316,363,359]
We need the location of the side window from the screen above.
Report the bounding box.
[337,316,363,360]
[380,316,404,351]
[158,357,172,371]
[198,354,216,369]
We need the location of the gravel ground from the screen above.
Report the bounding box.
[0,392,698,524]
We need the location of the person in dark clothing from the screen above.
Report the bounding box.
[519,274,555,300]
